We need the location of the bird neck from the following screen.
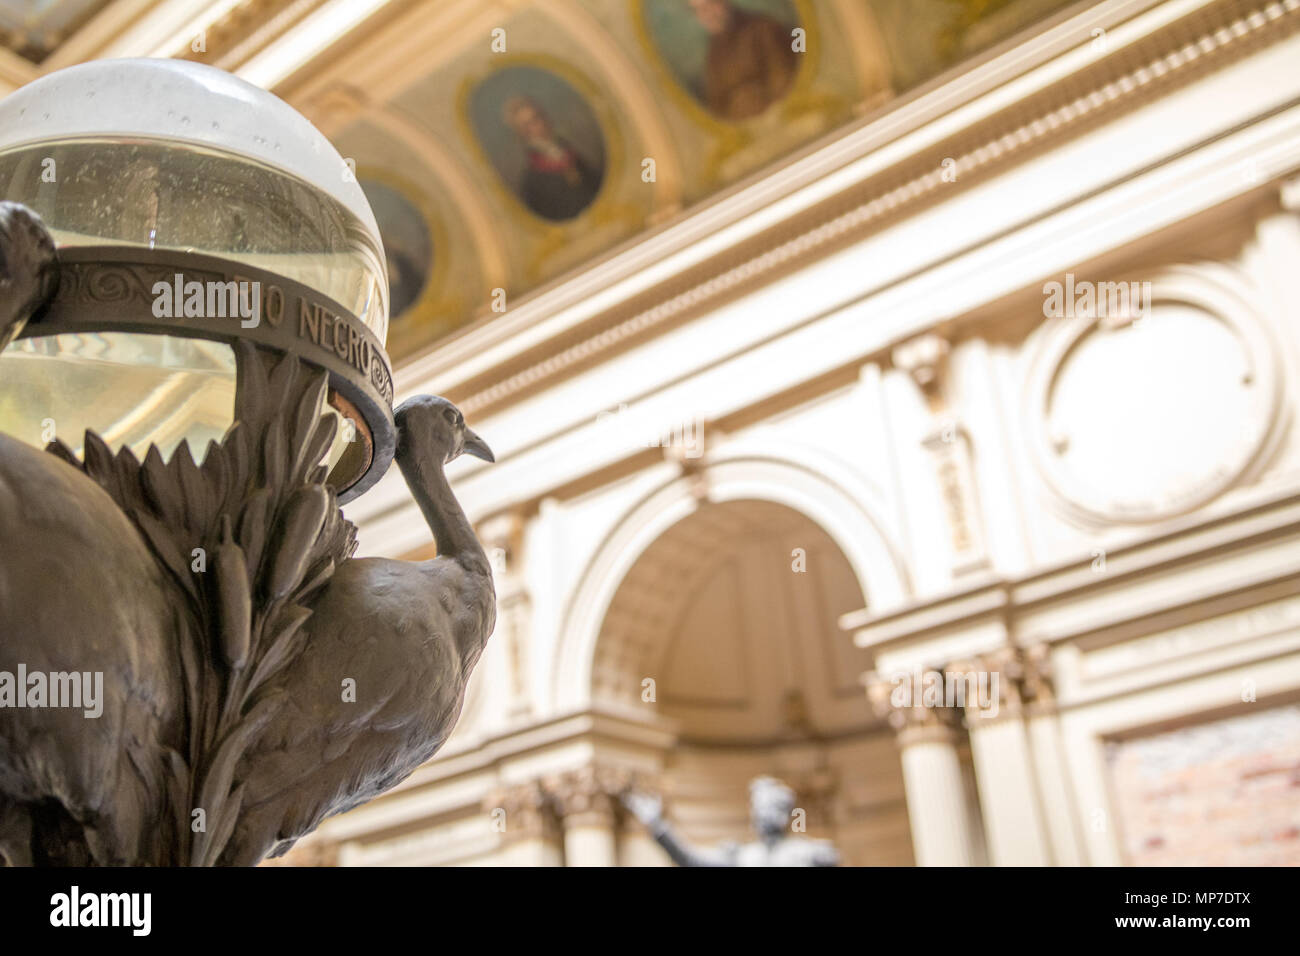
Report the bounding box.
[396,438,488,576]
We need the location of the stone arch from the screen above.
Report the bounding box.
[551,445,909,713]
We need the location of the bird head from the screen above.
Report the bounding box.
[0,202,58,346]
[394,395,494,465]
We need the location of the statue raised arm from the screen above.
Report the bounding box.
[622,777,840,867]
[621,791,737,867]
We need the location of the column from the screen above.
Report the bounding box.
[868,675,979,866]
[951,649,1052,866]
[551,766,620,867]
[898,716,981,866]
[1020,643,1087,866]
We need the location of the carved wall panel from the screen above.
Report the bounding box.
[1024,263,1286,527]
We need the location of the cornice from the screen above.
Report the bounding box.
[177,0,329,70]
[410,0,1300,419]
[0,0,331,88]
[842,484,1300,654]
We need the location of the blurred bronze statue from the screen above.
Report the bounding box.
[623,775,839,866]
[0,203,497,866]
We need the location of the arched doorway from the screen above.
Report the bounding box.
[591,498,914,865]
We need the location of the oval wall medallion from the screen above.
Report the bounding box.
[1024,264,1286,526]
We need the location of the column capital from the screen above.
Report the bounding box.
[866,669,965,744]
[484,780,561,844]
[947,644,1058,723]
[947,650,1023,723]
[1019,642,1057,714]
[895,709,964,747]
[546,765,630,827]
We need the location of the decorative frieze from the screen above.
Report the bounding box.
[893,332,991,576]
[921,422,990,575]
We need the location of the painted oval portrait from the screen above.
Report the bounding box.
[469,65,607,223]
[359,178,433,323]
[643,0,802,122]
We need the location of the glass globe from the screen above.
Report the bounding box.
[0,58,388,490]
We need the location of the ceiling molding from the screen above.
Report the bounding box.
[180,0,329,69]
[71,0,221,62]
[1,0,324,79]
[0,46,37,94]
[236,0,401,91]
[39,0,163,69]
[273,0,504,105]
[390,0,1184,394]
[430,0,1300,420]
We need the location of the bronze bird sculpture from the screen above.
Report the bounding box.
[0,202,497,866]
[219,396,496,865]
[0,202,56,352]
[0,204,183,864]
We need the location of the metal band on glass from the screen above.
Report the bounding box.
[20,245,396,502]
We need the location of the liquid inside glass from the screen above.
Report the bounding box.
[0,137,386,487]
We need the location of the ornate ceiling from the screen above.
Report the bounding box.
[0,0,114,62]
[0,0,1083,361]
[288,0,1084,361]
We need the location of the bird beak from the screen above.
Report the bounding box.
[462,427,494,463]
